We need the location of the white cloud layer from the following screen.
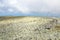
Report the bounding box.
[0,0,60,14]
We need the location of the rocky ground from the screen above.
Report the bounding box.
[0,17,60,40]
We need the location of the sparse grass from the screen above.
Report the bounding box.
[0,16,25,21]
[55,25,60,30]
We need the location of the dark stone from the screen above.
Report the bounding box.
[48,38,52,40]
[45,28,50,30]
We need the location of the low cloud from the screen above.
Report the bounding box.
[0,0,60,14]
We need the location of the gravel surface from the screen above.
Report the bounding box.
[0,17,60,40]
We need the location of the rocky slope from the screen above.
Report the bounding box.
[0,17,60,40]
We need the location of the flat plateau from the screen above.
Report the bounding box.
[0,16,60,40]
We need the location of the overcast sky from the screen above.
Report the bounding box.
[0,0,60,16]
